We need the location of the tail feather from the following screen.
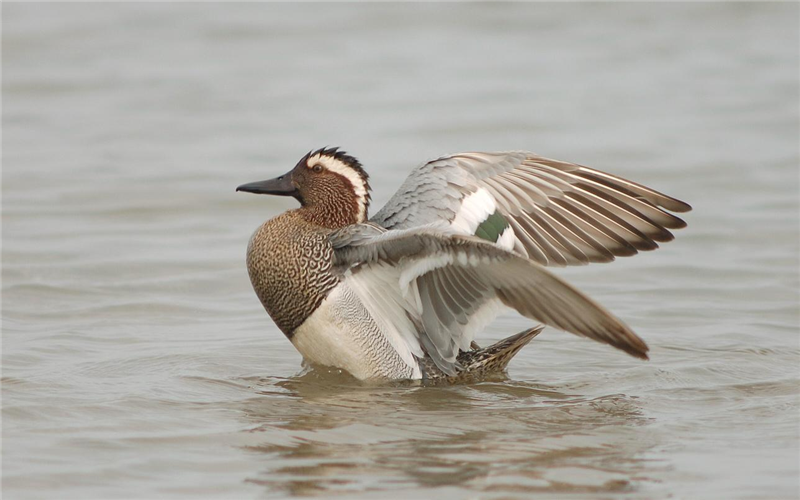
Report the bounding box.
[421,326,544,381]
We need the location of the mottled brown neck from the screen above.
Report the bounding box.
[296,204,357,229]
[297,179,368,229]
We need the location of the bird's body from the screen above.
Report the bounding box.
[238,148,691,381]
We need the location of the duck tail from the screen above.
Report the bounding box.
[456,325,545,375]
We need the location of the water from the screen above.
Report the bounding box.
[3,3,798,499]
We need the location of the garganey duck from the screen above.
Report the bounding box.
[237,148,691,381]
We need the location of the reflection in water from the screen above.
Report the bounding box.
[237,371,658,497]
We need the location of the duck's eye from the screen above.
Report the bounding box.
[312,164,323,173]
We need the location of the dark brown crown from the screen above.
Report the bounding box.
[298,146,370,195]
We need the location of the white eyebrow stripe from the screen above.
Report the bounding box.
[308,153,369,222]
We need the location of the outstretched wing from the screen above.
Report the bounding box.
[330,225,648,375]
[370,152,691,266]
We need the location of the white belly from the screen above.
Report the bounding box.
[291,284,420,380]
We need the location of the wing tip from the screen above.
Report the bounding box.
[617,334,650,360]
[664,199,692,213]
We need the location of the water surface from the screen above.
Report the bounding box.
[3,3,799,499]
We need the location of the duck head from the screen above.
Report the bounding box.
[237,147,371,228]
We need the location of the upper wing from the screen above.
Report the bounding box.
[330,225,648,375]
[370,152,692,266]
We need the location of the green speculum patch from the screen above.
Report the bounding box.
[474,210,509,242]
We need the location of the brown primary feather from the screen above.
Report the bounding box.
[371,151,691,269]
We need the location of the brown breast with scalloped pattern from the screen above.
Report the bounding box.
[246,210,341,337]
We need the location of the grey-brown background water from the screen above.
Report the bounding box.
[3,3,799,499]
